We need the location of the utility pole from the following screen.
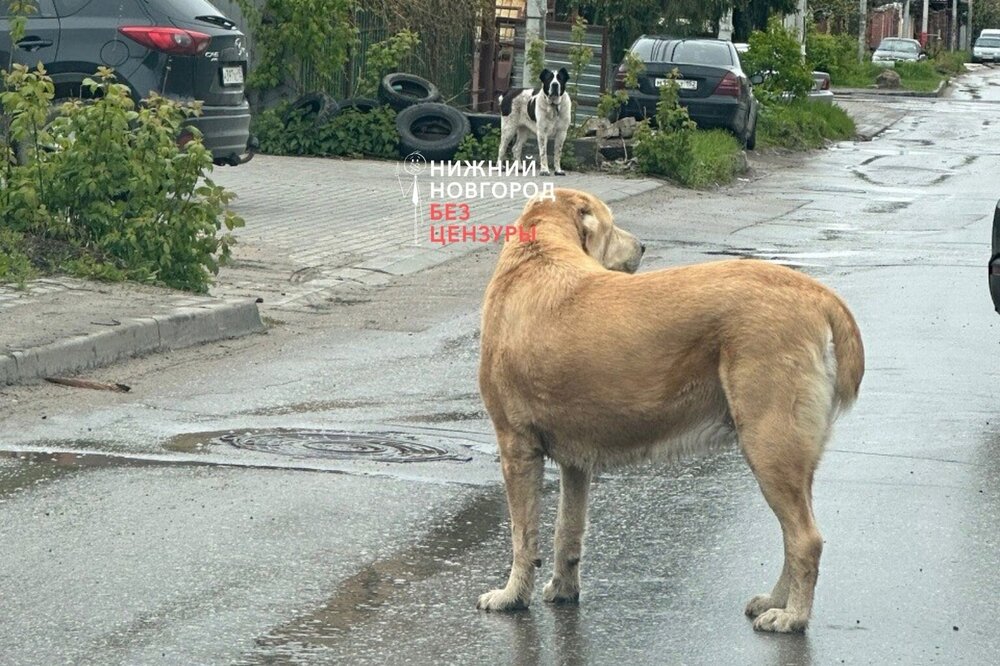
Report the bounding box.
[969,0,974,49]
[522,0,545,88]
[921,0,929,46]
[903,0,911,37]
[859,0,868,62]
[951,0,958,50]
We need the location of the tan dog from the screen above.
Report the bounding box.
[476,188,864,633]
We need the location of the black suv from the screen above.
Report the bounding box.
[0,0,251,165]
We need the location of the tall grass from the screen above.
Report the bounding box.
[758,100,856,150]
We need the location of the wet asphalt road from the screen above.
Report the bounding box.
[2,68,1000,664]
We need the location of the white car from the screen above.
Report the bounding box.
[871,38,926,67]
[972,35,1000,63]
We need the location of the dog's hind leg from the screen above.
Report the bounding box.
[722,349,831,633]
[497,126,515,165]
[544,463,591,603]
[512,127,531,170]
[477,429,545,611]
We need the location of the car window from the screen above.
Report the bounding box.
[881,40,918,53]
[670,41,733,66]
[630,38,733,66]
[629,38,660,61]
[976,37,1000,47]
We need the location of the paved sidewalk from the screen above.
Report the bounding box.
[208,157,665,311]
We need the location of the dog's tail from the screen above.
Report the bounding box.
[826,294,865,411]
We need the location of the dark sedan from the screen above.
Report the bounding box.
[991,200,1000,313]
[615,36,758,149]
[0,0,252,166]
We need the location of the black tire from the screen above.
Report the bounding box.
[284,93,339,126]
[745,116,757,151]
[379,73,441,111]
[465,112,501,139]
[338,97,381,114]
[395,103,470,161]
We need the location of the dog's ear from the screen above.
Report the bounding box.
[556,67,569,86]
[559,189,601,248]
[539,68,553,84]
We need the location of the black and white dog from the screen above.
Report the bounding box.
[498,67,572,175]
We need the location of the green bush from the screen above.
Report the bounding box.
[743,17,813,102]
[634,78,744,188]
[758,99,856,150]
[807,30,868,83]
[932,50,968,75]
[253,104,398,158]
[0,228,34,286]
[1,65,243,292]
[454,126,501,162]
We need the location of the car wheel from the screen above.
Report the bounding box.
[379,73,441,111]
[395,103,470,161]
[284,93,339,126]
[335,97,381,115]
[745,120,757,151]
[465,112,501,139]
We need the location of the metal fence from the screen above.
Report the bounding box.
[215,1,475,107]
[509,20,609,120]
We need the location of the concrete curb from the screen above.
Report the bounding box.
[0,299,265,385]
[833,78,950,98]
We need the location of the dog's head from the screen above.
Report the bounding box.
[539,67,570,103]
[521,188,644,273]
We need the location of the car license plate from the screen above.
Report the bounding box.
[655,78,697,90]
[221,66,244,86]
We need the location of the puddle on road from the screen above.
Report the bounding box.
[244,488,507,659]
[167,428,474,463]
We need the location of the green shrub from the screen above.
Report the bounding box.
[1,65,243,292]
[634,77,744,188]
[743,17,813,102]
[932,50,968,75]
[253,105,398,158]
[597,50,644,119]
[807,30,868,84]
[0,228,34,286]
[758,99,856,150]
[454,126,501,162]
[354,29,421,98]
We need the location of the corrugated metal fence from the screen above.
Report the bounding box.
[510,21,608,120]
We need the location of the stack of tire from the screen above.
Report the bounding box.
[283,73,501,162]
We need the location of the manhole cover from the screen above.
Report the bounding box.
[213,429,471,463]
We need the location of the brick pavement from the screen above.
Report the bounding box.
[209,155,665,311]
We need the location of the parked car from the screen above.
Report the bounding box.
[732,42,833,103]
[0,0,252,166]
[991,200,1000,313]
[871,38,927,67]
[972,35,1000,63]
[616,36,758,148]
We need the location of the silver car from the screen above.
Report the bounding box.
[872,38,926,67]
[972,36,1000,63]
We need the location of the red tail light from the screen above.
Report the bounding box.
[119,26,211,56]
[821,77,830,90]
[614,63,626,90]
[714,71,740,97]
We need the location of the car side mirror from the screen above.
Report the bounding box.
[750,73,764,85]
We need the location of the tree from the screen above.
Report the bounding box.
[556,1,799,58]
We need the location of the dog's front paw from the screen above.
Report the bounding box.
[752,608,808,633]
[477,587,530,612]
[745,593,782,618]
[543,578,580,604]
